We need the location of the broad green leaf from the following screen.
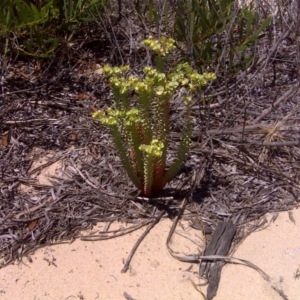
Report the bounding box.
[16,0,32,24]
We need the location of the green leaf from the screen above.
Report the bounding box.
[21,0,37,24]
[90,0,101,5]
[23,40,35,54]
[237,15,271,50]
[80,17,94,22]
[189,11,195,41]
[163,1,170,31]
[5,7,12,27]
[76,0,83,10]
[30,3,40,21]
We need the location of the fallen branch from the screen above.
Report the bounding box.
[121,210,165,273]
[4,119,57,125]
[253,84,299,124]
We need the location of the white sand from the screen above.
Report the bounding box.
[1,210,300,300]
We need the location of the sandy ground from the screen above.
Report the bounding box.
[1,150,300,300]
[0,210,300,300]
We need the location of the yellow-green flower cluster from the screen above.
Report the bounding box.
[124,108,139,126]
[103,65,138,95]
[93,108,140,127]
[103,65,130,76]
[139,139,164,157]
[143,66,166,83]
[142,36,176,56]
[170,62,217,91]
[140,66,179,97]
[155,81,179,96]
[182,95,192,104]
[92,109,118,126]
[101,61,216,99]
[188,72,216,90]
[134,81,152,94]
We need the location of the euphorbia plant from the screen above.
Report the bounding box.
[93,36,216,197]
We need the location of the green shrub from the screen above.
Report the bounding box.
[173,0,271,73]
[0,0,108,57]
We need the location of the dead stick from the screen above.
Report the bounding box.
[243,139,300,147]
[253,84,299,124]
[80,220,152,241]
[121,210,165,273]
[172,124,300,139]
[4,119,57,125]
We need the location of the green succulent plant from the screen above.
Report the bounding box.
[93,36,216,197]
